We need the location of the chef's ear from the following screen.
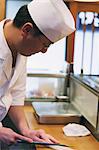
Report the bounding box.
[21,22,33,37]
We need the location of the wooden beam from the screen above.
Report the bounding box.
[0,0,6,21]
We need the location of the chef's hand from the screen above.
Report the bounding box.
[0,127,33,145]
[22,129,59,144]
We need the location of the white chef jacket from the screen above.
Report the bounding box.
[0,20,27,127]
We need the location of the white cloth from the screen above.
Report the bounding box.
[28,0,75,42]
[0,20,27,123]
[63,123,90,137]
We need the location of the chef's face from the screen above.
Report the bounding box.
[18,27,53,56]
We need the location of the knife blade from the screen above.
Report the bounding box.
[17,140,70,147]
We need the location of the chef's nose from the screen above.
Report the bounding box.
[41,47,48,53]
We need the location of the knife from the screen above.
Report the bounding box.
[17,140,70,147]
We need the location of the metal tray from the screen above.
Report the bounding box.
[32,102,81,124]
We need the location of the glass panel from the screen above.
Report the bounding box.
[26,76,65,100]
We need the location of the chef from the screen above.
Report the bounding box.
[0,0,75,145]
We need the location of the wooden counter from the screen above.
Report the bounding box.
[24,105,99,150]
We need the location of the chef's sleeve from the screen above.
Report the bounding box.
[11,65,27,106]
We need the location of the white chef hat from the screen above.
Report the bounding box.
[28,0,75,43]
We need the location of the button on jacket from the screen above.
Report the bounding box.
[0,20,27,125]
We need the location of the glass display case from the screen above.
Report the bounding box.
[26,70,67,101]
[70,74,99,140]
